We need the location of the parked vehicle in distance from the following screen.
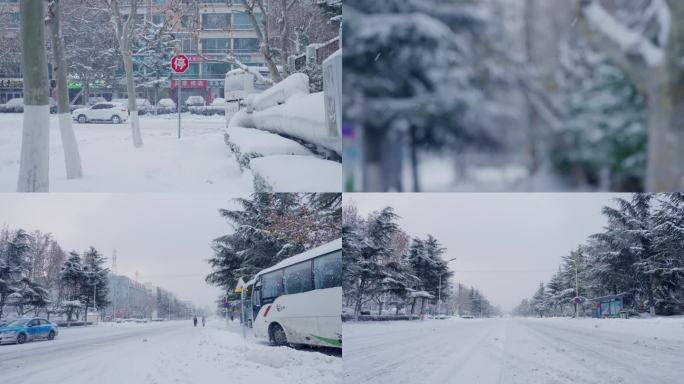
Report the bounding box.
[251,238,342,349]
[185,95,205,107]
[157,98,176,114]
[0,97,57,113]
[0,97,24,113]
[0,318,59,345]
[72,102,129,124]
[210,97,227,107]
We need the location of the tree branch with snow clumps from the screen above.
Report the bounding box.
[578,0,670,89]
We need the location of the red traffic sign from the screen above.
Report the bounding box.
[170,54,189,73]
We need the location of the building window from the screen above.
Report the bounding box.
[201,38,229,53]
[201,13,230,30]
[186,63,200,76]
[179,37,198,53]
[232,13,256,30]
[233,38,258,52]
[152,15,164,25]
[204,63,232,77]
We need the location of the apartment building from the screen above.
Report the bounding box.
[0,0,264,104]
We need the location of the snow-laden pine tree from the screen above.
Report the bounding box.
[0,229,31,319]
[81,247,110,317]
[344,0,501,191]
[551,41,647,191]
[348,207,400,317]
[17,0,51,192]
[642,193,684,314]
[577,0,684,191]
[530,282,548,317]
[206,194,340,298]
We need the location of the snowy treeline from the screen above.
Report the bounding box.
[205,193,341,303]
[444,282,501,318]
[514,193,684,317]
[0,227,108,322]
[342,203,498,318]
[344,0,683,192]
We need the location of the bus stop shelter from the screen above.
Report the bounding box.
[589,293,630,318]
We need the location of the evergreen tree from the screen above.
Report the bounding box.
[59,251,85,322]
[81,247,110,313]
[0,229,31,319]
[206,193,341,299]
[530,282,547,317]
[551,41,647,191]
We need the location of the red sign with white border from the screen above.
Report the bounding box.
[170,54,190,73]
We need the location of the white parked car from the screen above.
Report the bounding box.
[210,97,227,106]
[185,95,205,106]
[72,102,129,124]
[157,98,176,113]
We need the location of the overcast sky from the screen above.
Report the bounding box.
[344,193,630,311]
[0,193,246,309]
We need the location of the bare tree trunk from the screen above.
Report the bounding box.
[280,0,290,77]
[47,0,83,179]
[524,0,541,189]
[108,0,144,148]
[122,53,144,147]
[579,0,684,191]
[409,125,420,192]
[240,0,283,82]
[17,0,50,192]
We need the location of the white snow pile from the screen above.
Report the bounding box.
[250,155,341,192]
[252,92,341,155]
[225,127,312,169]
[223,72,341,192]
[249,73,310,111]
[236,72,341,156]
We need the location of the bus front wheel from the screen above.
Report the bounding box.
[269,323,288,346]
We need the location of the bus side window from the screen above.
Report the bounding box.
[260,271,284,303]
[313,250,342,289]
[284,261,313,294]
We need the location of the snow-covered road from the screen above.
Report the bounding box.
[344,317,684,384]
[0,320,340,384]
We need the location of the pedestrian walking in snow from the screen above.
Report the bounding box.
[202,316,206,327]
[193,315,197,327]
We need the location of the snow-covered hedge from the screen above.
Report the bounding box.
[223,127,312,169]
[249,155,341,192]
[249,73,309,111]
[252,92,341,155]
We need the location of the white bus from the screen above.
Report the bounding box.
[251,238,342,349]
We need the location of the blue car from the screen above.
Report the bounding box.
[0,318,59,345]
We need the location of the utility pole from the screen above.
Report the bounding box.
[575,252,579,318]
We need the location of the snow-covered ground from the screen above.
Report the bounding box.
[344,317,684,384]
[0,112,341,192]
[0,113,253,192]
[0,319,340,384]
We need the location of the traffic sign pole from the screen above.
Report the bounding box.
[170,54,189,139]
[178,78,181,139]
